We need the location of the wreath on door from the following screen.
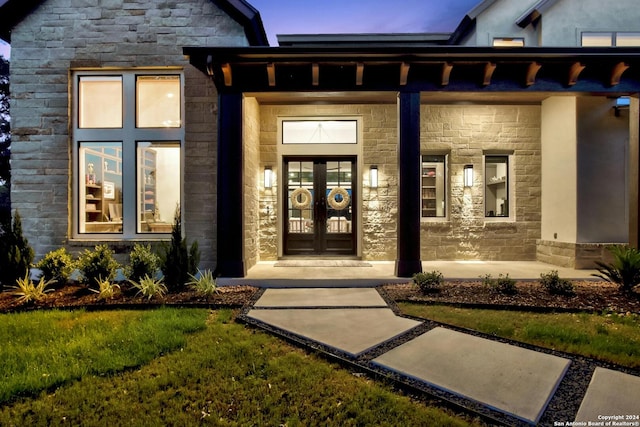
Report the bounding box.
[328,187,350,210]
[291,187,312,209]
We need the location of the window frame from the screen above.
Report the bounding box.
[492,37,525,47]
[581,31,640,47]
[483,154,514,222]
[71,69,185,240]
[420,153,448,221]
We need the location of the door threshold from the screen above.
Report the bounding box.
[279,255,360,260]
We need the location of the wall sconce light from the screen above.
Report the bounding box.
[264,166,273,189]
[464,165,473,187]
[370,165,378,188]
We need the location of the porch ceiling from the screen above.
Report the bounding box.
[184,46,640,96]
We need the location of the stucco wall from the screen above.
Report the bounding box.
[463,0,539,46]
[420,104,542,261]
[9,0,248,266]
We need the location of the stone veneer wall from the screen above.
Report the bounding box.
[243,97,260,270]
[9,0,248,267]
[257,103,398,261]
[536,240,618,269]
[420,105,542,261]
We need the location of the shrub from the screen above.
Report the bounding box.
[482,273,517,295]
[540,270,575,296]
[90,277,120,301]
[412,270,443,294]
[11,272,54,304]
[130,275,167,301]
[35,247,75,287]
[159,207,200,292]
[125,243,160,282]
[0,211,34,291]
[593,245,640,293]
[77,245,120,289]
[187,269,218,298]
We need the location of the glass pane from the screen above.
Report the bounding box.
[326,161,352,234]
[581,32,613,46]
[137,76,181,128]
[616,32,640,46]
[492,38,524,47]
[79,142,123,233]
[79,76,122,128]
[485,156,508,217]
[422,155,446,217]
[288,161,314,234]
[137,142,181,233]
[283,120,357,144]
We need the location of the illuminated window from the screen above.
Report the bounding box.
[616,32,640,46]
[492,38,524,47]
[421,155,447,218]
[282,120,357,144]
[73,71,183,237]
[79,76,122,128]
[485,156,509,218]
[582,32,640,47]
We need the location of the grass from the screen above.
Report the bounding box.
[0,308,207,404]
[0,309,478,426]
[399,303,640,368]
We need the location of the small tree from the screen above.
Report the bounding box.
[159,207,200,291]
[0,211,35,290]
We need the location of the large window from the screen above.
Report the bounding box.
[485,156,509,218]
[73,71,183,237]
[421,155,447,218]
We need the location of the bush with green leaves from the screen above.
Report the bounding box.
[540,270,575,296]
[35,247,75,287]
[0,211,34,290]
[481,273,517,295]
[187,269,218,298]
[412,270,443,294]
[77,244,120,289]
[593,245,640,293]
[130,275,167,301]
[125,243,160,282]
[159,207,200,292]
[11,272,54,304]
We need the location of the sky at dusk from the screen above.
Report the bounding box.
[0,0,479,57]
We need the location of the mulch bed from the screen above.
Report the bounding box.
[0,283,258,313]
[2,279,639,314]
[382,280,640,313]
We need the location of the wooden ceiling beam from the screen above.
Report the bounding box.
[221,63,232,86]
[400,62,410,86]
[611,62,630,86]
[568,62,585,86]
[441,62,453,86]
[267,63,276,87]
[312,63,319,86]
[483,62,496,86]
[525,62,542,86]
[356,63,364,86]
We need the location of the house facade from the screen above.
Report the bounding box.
[2,0,640,277]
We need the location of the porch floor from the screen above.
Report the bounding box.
[218,260,598,287]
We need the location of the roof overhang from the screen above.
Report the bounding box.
[184,45,640,96]
[516,0,560,28]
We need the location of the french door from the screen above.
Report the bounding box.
[283,157,356,255]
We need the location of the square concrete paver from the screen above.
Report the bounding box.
[575,367,640,423]
[246,308,421,356]
[373,327,571,424]
[253,288,388,308]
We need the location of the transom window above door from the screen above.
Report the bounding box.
[282,120,357,144]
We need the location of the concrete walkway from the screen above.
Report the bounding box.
[241,287,640,426]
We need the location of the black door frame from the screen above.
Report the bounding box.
[283,156,357,256]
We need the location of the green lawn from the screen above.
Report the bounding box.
[399,303,640,368]
[0,308,478,426]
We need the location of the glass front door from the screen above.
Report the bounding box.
[284,157,356,255]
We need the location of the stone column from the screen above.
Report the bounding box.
[217,92,246,277]
[395,92,423,277]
